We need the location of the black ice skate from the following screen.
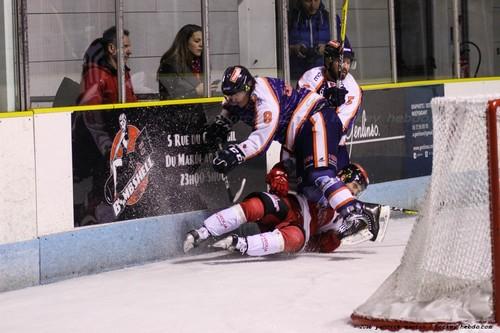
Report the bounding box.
[340,203,391,245]
[362,203,391,242]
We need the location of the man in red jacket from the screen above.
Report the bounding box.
[73,26,138,226]
[78,26,137,105]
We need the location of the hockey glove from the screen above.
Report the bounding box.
[212,144,245,174]
[324,86,348,107]
[204,115,232,149]
[265,163,289,197]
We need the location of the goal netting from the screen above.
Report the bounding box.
[351,96,500,330]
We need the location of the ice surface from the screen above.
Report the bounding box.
[0,215,497,333]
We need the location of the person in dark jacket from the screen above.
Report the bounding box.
[288,0,331,81]
[157,24,204,99]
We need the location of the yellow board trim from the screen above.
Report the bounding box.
[34,103,115,114]
[0,111,33,118]
[361,76,500,91]
[32,96,225,114]
[116,97,224,109]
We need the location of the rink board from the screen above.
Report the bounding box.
[0,239,39,292]
[0,115,37,244]
[39,210,210,285]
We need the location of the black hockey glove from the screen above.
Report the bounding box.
[212,144,245,174]
[204,115,232,149]
[324,86,348,107]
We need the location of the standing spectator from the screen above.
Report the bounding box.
[157,24,204,99]
[288,0,331,81]
[77,26,138,160]
[78,26,137,105]
[73,26,137,226]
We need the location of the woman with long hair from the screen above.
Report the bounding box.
[157,24,204,99]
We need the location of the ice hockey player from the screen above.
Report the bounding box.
[183,163,390,256]
[205,65,364,224]
[297,40,362,170]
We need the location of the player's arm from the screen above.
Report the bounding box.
[237,106,279,160]
[236,80,281,160]
[296,67,323,93]
[336,75,363,132]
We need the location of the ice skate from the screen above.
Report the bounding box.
[362,203,391,242]
[211,234,247,253]
[183,230,202,253]
[336,211,371,246]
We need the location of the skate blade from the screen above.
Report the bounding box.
[374,205,391,243]
[341,228,374,245]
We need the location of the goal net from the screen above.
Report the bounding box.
[351,96,500,331]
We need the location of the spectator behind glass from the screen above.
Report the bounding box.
[72,26,138,226]
[157,24,205,99]
[288,0,331,81]
[78,26,137,105]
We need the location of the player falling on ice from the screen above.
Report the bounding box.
[184,163,390,256]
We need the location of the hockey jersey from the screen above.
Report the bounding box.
[297,67,362,144]
[293,193,342,253]
[221,76,326,160]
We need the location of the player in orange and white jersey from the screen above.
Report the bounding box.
[297,40,363,170]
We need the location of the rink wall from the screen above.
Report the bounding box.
[1,78,500,292]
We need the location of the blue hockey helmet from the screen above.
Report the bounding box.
[221,66,255,96]
[324,40,355,61]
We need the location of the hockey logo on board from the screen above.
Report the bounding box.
[104,113,155,217]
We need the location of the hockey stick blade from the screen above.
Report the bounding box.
[390,206,419,215]
[232,178,247,203]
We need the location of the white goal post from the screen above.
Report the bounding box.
[351,96,500,331]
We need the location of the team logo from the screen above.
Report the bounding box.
[230,67,242,82]
[104,113,154,217]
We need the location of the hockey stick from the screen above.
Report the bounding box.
[390,206,419,215]
[340,0,349,45]
[218,143,247,203]
[337,0,350,87]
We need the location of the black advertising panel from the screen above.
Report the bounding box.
[349,85,443,183]
[403,85,444,178]
[349,88,407,183]
[72,103,266,227]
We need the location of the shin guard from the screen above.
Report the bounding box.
[245,229,285,256]
[204,204,247,236]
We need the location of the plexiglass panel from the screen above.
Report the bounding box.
[287,0,393,85]
[0,0,17,111]
[125,0,203,99]
[27,0,116,107]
